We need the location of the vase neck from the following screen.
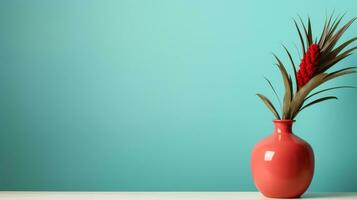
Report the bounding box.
[273,120,294,134]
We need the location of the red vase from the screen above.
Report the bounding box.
[251,120,314,198]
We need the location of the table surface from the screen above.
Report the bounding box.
[0,192,355,200]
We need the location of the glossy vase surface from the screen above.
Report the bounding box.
[251,120,314,198]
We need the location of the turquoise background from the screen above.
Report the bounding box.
[0,0,356,191]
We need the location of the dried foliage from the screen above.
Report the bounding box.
[258,14,357,119]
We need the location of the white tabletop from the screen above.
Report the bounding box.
[0,192,355,200]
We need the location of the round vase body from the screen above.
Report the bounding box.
[251,120,314,198]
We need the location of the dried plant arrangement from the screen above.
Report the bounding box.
[257,14,357,119]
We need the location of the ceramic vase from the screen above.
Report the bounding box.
[251,120,314,198]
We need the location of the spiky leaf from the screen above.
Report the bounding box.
[299,96,338,112]
[257,93,281,119]
[305,86,356,101]
[273,54,292,118]
[264,77,282,109]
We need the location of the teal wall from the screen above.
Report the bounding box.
[0,0,356,191]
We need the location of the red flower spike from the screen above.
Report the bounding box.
[297,44,320,87]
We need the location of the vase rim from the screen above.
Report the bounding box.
[273,119,295,123]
